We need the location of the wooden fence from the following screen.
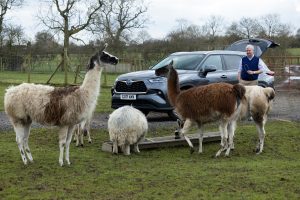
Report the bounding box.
[0,53,299,90]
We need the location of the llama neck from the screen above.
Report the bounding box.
[81,67,102,97]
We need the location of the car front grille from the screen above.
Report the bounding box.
[115,80,147,93]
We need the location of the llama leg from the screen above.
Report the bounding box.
[181,119,194,153]
[225,121,236,156]
[216,123,228,157]
[134,143,140,153]
[75,126,80,147]
[73,125,78,143]
[255,120,266,154]
[80,130,84,147]
[126,145,130,155]
[112,140,118,154]
[65,126,75,165]
[197,125,204,154]
[58,126,68,166]
[122,144,130,155]
[23,124,33,163]
[14,125,28,165]
[134,135,145,153]
[87,130,92,143]
[227,121,237,150]
[84,120,92,143]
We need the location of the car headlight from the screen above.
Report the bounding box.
[148,77,166,83]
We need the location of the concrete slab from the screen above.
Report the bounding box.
[101,131,220,153]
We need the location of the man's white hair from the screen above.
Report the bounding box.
[246,44,254,51]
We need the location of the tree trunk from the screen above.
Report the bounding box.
[63,18,69,85]
[0,18,3,46]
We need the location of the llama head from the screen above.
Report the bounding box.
[154,60,174,77]
[87,44,119,70]
[167,60,177,78]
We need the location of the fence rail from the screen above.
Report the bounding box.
[0,54,299,90]
[264,56,300,90]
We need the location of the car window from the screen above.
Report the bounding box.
[223,55,242,70]
[151,54,205,70]
[201,55,223,71]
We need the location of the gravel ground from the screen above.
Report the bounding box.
[1,90,299,132]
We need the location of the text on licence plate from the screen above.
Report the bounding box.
[120,94,136,100]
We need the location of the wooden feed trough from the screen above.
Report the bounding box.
[101,131,221,153]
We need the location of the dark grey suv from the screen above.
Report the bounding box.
[111,38,279,119]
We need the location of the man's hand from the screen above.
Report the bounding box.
[247,70,255,75]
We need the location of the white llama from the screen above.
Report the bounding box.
[4,44,118,166]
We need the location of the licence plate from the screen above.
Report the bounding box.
[120,94,136,100]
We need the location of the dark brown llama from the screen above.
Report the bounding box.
[167,61,246,157]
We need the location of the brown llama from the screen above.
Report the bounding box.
[167,61,246,157]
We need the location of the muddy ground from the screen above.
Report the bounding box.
[0,90,299,132]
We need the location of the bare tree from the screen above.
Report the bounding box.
[202,15,225,38]
[167,20,202,41]
[134,30,151,44]
[238,17,261,38]
[94,0,148,50]
[0,0,23,46]
[3,24,25,46]
[226,17,261,39]
[33,31,60,54]
[202,15,225,49]
[259,14,292,39]
[38,0,103,84]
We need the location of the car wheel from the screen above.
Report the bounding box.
[140,110,149,116]
[168,110,179,121]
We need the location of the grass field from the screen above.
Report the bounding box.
[0,120,299,199]
[287,48,300,56]
[0,71,119,113]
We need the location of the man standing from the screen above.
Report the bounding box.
[238,44,264,85]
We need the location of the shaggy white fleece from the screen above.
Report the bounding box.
[108,105,148,155]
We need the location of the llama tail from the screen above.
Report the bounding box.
[263,87,275,102]
[232,84,246,107]
[167,61,180,106]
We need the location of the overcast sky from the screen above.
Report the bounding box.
[5,0,300,42]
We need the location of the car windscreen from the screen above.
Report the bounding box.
[151,54,205,70]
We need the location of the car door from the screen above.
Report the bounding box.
[198,54,228,84]
[222,54,243,84]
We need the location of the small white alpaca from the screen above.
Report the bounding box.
[4,44,118,166]
[108,105,148,155]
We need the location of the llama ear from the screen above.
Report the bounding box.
[87,54,98,70]
[166,60,173,69]
[100,43,108,53]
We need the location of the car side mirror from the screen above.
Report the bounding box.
[199,65,217,77]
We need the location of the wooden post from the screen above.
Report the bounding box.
[63,47,68,85]
[0,57,2,71]
[27,55,31,83]
[47,61,62,84]
[74,64,80,84]
[103,66,107,87]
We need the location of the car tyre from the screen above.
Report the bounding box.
[140,110,149,116]
[168,110,179,121]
